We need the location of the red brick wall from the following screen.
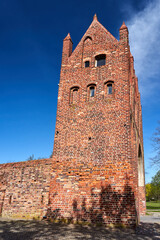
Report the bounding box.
[0,16,145,225]
[0,159,52,219]
[49,17,146,226]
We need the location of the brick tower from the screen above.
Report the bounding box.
[49,15,146,226]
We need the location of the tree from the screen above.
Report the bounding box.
[26,154,35,161]
[145,183,152,201]
[151,170,160,201]
[150,122,160,168]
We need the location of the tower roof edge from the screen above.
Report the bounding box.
[120,21,128,30]
[93,14,98,21]
[64,33,73,42]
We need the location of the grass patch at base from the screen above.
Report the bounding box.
[146,201,160,212]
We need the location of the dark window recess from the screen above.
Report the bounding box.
[41,195,44,204]
[73,88,78,92]
[9,196,12,204]
[95,54,106,67]
[107,84,112,94]
[85,61,90,67]
[90,87,95,97]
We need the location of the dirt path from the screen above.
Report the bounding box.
[0,216,159,240]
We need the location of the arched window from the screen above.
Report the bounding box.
[87,84,96,100]
[104,81,114,96]
[70,87,79,104]
[107,84,112,94]
[95,54,106,67]
[90,86,95,97]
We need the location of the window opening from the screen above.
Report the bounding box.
[105,81,114,97]
[9,195,12,204]
[90,87,95,97]
[85,61,90,68]
[95,54,106,67]
[41,195,44,204]
[107,84,112,94]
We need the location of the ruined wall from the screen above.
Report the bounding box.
[0,159,52,219]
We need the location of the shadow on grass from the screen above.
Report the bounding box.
[147,206,160,210]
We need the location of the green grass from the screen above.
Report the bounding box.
[146,201,160,212]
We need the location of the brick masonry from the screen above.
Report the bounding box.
[0,15,146,226]
[49,15,146,226]
[0,159,52,219]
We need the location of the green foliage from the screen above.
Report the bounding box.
[145,183,152,201]
[151,170,160,201]
[146,170,160,201]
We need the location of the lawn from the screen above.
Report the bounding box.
[146,201,160,212]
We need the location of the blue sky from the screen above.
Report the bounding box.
[0,0,160,183]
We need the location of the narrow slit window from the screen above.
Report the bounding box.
[9,195,12,204]
[107,84,112,94]
[87,84,96,100]
[90,86,95,97]
[85,61,90,68]
[105,81,114,97]
[41,195,44,204]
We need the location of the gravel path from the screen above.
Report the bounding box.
[0,215,159,240]
[140,212,160,224]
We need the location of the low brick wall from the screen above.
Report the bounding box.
[0,159,52,219]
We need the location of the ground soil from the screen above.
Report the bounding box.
[0,214,159,240]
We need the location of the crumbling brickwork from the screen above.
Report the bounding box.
[49,15,146,226]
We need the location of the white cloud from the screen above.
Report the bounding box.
[126,0,160,100]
